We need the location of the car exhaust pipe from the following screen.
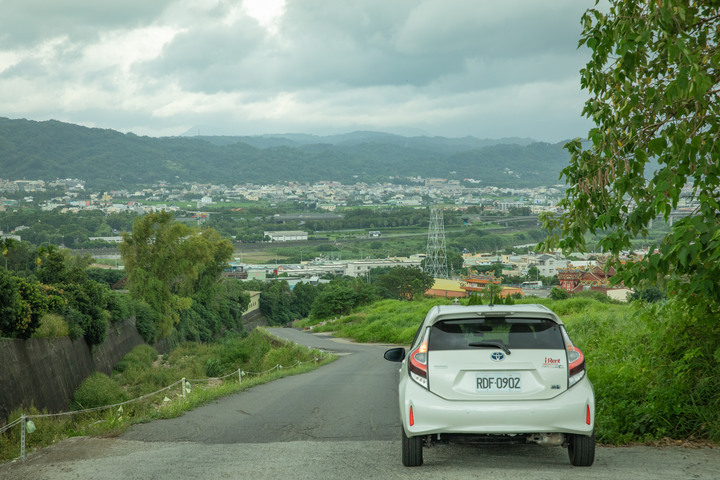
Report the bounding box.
[527,433,565,446]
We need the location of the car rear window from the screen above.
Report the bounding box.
[428,317,564,350]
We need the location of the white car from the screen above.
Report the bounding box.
[384,303,595,467]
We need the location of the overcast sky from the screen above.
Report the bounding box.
[0,0,599,142]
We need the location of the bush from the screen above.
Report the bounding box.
[549,286,569,300]
[32,313,70,338]
[628,286,666,303]
[63,307,85,340]
[73,372,126,409]
[115,344,158,373]
[205,357,223,377]
[105,292,131,323]
[81,310,108,347]
[132,300,158,344]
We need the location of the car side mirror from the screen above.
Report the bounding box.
[384,347,406,362]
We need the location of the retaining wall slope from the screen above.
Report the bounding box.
[0,319,144,423]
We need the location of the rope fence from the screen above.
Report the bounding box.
[2,350,331,463]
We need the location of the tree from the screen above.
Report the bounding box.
[527,266,540,282]
[309,282,358,319]
[120,212,233,337]
[35,245,67,285]
[1,238,17,270]
[541,1,720,309]
[0,268,47,338]
[377,266,434,301]
[260,281,293,325]
[290,281,317,319]
[446,249,465,275]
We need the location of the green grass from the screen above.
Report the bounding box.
[0,329,335,463]
[296,298,455,344]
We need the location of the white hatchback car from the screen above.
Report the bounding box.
[384,303,595,467]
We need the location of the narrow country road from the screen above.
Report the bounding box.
[121,329,400,444]
[1,328,717,479]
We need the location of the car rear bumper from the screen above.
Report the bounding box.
[400,376,595,437]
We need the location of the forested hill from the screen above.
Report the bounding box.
[0,117,572,189]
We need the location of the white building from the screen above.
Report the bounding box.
[264,231,309,242]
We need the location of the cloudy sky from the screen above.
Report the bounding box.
[0,0,599,142]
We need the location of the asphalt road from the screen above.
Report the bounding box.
[1,328,718,479]
[121,329,400,444]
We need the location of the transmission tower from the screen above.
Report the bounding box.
[425,207,448,278]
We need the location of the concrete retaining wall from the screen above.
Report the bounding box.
[0,318,144,423]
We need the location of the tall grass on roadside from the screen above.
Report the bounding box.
[295,298,455,344]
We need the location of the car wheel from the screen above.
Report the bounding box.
[568,431,595,467]
[401,427,423,467]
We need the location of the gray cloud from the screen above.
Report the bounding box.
[0,0,599,142]
[0,0,176,47]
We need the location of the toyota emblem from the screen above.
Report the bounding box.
[491,352,505,361]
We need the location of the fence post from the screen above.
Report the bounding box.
[20,415,26,461]
[181,377,186,399]
[238,369,242,384]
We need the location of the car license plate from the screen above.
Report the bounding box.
[476,373,522,392]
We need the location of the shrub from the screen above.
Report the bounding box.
[73,372,126,409]
[81,311,108,346]
[132,300,158,344]
[115,344,158,373]
[549,286,569,300]
[205,357,223,377]
[105,292,131,323]
[63,307,85,340]
[32,313,70,338]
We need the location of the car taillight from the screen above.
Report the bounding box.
[408,330,429,389]
[561,327,586,388]
[567,344,586,387]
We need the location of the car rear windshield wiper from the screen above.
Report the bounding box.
[468,341,511,355]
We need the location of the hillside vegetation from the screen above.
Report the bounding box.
[0,117,570,189]
[297,295,720,444]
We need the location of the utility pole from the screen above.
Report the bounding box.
[424,207,448,278]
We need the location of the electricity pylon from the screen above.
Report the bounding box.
[425,207,448,278]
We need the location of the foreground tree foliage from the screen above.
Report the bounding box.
[540,1,719,443]
[542,0,720,308]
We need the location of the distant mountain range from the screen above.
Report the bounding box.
[0,117,573,190]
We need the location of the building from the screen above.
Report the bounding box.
[557,265,615,293]
[344,258,422,277]
[223,264,249,280]
[243,291,261,315]
[426,278,466,298]
[460,273,502,295]
[264,231,309,242]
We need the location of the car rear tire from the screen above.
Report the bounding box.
[401,427,423,467]
[568,431,595,466]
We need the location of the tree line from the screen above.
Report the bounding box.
[0,212,436,346]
